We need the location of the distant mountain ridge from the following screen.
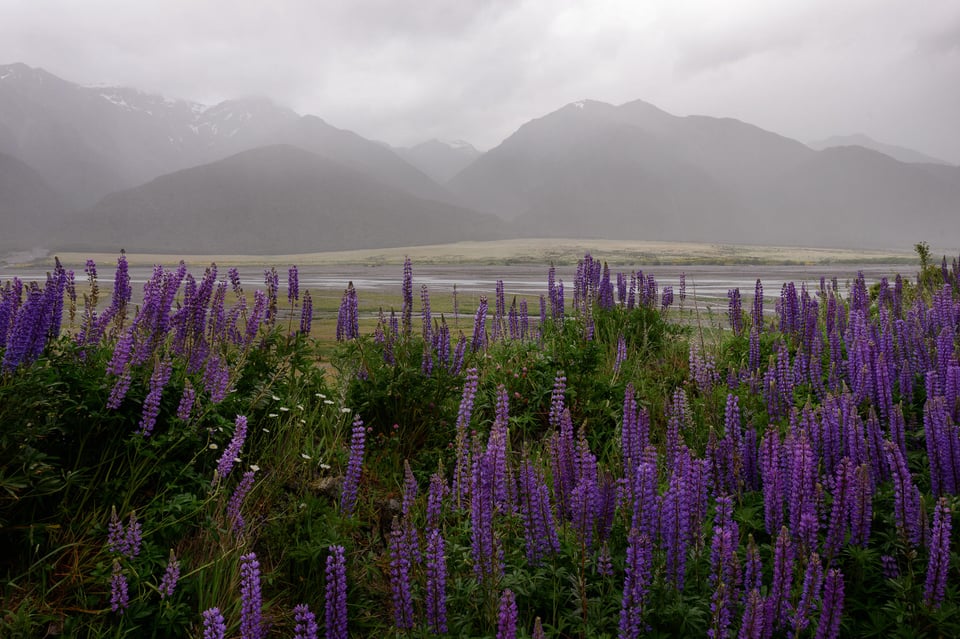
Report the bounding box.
[449,99,960,249]
[62,145,505,254]
[808,134,953,166]
[2,62,959,253]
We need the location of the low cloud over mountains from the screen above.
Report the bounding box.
[2,63,958,254]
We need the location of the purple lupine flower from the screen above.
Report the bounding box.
[728,288,744,335]
[106,507,125,555]
[138,356,173,437]
[110,560,129,613]
[791,552,824,637]
[293,604,318,639]
[299,290,313,335]
[421,284,433,344]
[824,457,854,559]
[738,588,765,639]
[177,380,196,421]
[815,568,845,639]
[548,264,557,318]
[202,607,227,639]
[759,431,784,536]
[619,530,653,639]
[884,441,921,547]
[614,333,627,374]
[660,460,692,590]
[105,509,139,560]
[264,267,279,323]
[203,353,231,404]
[239,552,264,639]
[245,290,267,346]
[426,470,447,530]
[335,283,359,341]
[743,534,763,597]
[425,528,448,634]
[215,415,248,483]
[325,545,348,639]
[661,285,674,312]
[401,257,413,337]
[549,372,567,431]
[159,550,181,599]
[288,265,299,306]
[924,497,952,608]
[630,457,659,544]
[341,415,366,516]
[492,279,506,341]
[471,295,488,351]
[402,460,418,518]
[766,527,795,633]
[496,589,518,639]
[453,369,479,506]
[597,541,614,577]
[470,443,502,583]
[848,462,873,547]
[388,519,415,629]
[449,332,466,375]
[227,470,257,535]
[518,458,560,565]
[533,617,546,639]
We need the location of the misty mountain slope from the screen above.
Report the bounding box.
[396,139,482,183]
[0,63,452,212]
[808,134,953,166]
[0,151,67,251]
[60,145,505,254]
[756,146,960,248]
[452,97,960,249]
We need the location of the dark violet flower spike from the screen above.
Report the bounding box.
[227,469,257,535]
[239,552,264,639]
[110,560,129,614]
[815,568,845,639]
[202,607,227,639]
[496,589,518,639]
[425,528,448,634]
[288,265,299,305]
[159,549,181,599]
[325,545,348,639]
[924,497,952,609]
[215,415,248,483]
[341,415,366,516]
[293,603,318,639]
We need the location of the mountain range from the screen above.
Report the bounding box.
[1,62,958,254]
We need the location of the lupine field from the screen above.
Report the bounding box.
[1,248,959,638]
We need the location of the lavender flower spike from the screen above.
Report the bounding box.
[202,608,227,639]
[214,415,249,483]
[325,545,348,639]
[497,589,519,639]
[924,497,952,609]
[341,415,366,516]
[239,552,264,639]
[158,549,181,599]
[293,604,318,639]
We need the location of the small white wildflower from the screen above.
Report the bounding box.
[323,400,334,405]
[320,463,331,470]
[296,404,304,411]
[233,457,241,463]
[262,428,270,433]
[300,453,311,460]
[279,406,290,412]
[299,419,307,425]
[250,464,260,472]
[209,443,218,450]
[268,413,278,418]
[316,393,327,399]
[272,395,281,401]
[340,407,351,414]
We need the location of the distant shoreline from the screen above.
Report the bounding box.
[13,238,920,269]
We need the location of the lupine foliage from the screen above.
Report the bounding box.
[1,249,959,638]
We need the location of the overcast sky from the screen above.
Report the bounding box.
[2,0,959,161]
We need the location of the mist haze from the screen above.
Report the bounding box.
[1,1,959,254]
